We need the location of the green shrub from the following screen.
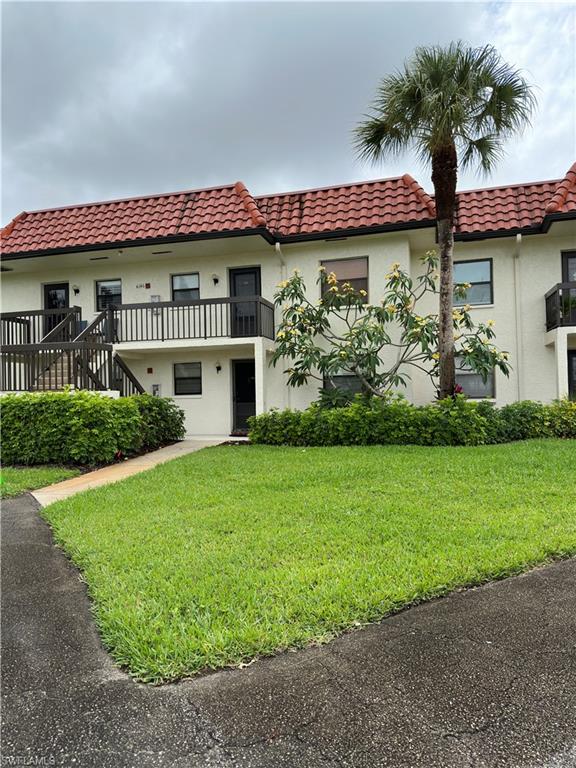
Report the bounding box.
[1,391,185,466]
[548,399,576,439]
[498,401,552,441]
[248,397,576,447]
[130,394,186,451]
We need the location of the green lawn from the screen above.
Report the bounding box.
[42,440,576,683]
[1,465,80,498]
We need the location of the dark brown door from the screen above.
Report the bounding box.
[230,267,261,336]
[569,351,576,401]
[232,359,256,433]
[43,283,69,335]
[562,253,576,326]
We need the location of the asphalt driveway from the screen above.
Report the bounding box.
[2,494,576,768]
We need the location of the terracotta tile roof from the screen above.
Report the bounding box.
[454,179,560,234]
[256,174,436,237]
[2,163,575,256]
[452,162,576,235]
[545,161,576,214]
[1,183,269,256]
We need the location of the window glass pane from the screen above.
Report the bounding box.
[173,274,199,291]
[454,261,491,284]
[454,282,492,306]
[321,258,368,300]
[321,257,368,280]
[96,280,121,310]
[174,362,202,395]
[175,378,202,395]
[455,356,494,398]
[455,372,494,399]
[175,362,201,378]
[324,374,364,394]
[172,274,200,301]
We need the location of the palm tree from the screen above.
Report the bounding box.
[355,42,535,399]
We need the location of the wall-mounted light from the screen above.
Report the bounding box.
[212,274,220,285]
[215,362,222,374]
[72,285,80,295]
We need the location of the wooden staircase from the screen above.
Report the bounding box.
[1,308,144,396]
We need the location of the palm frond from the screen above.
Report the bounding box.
[355,41,536,178]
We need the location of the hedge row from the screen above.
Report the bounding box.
[1,391,185,466]
[248,397,576,447]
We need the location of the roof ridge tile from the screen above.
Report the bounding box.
[545,161,576,213]
[233,181,267,228]
[402,174,436,216]
[1,211,28,241]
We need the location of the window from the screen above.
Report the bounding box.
[321,257,368,300]
[95,279,121,311]
[453,260,492,306]
[562,251,576,282]
[455,357,495,399]
[174,362,202,395]
[323,373,364,395]
[172,273,199,302]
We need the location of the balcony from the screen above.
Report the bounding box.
[545,282,576,331]
[108,296,275,344]
[0,297,275,393]
[1,297,275,348]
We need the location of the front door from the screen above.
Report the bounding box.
[569,351,576,401]
[43,283,69,335]
[230,267,261,337]
[232,359,256,434]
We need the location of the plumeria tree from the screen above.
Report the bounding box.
[271,251,511,399]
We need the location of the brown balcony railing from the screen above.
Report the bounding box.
[0,306,82,345]
[109,296,275,343]
[545,282,576,331]
[0,342,144,395]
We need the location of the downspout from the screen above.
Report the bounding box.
[513,233,523,400]
[275,241,287,278]
[274,241,291,408]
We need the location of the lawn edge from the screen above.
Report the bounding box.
[36,500,576,685]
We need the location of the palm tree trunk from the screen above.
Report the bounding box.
[432,145,458,399]
[437,218,455,398]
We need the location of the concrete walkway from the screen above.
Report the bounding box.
[31,439,223,505]
[3,494,576,767]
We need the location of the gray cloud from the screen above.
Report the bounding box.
[2,1,575,222]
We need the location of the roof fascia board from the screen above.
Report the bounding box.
[1,227,276,261]
[275,219,436,244]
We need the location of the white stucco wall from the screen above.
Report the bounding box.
[1,221,574,435]
[410,223,575,404]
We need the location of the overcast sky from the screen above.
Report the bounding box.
[2,1,575,221]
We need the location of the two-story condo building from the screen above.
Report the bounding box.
[1,164,575,436]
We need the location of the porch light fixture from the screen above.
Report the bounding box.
[72,285,80,295]
[215,362,222,373]
[212,274,220,285]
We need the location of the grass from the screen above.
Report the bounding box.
[1,465,80,498]
[42,440,576,683]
